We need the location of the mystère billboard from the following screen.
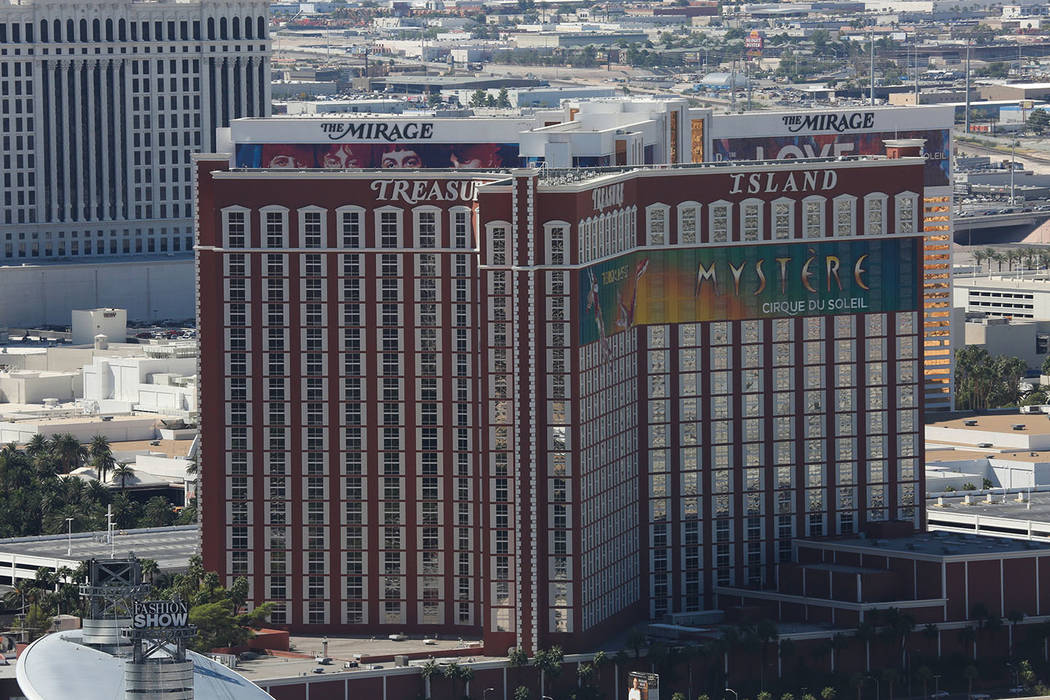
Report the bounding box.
[579,237,920,345]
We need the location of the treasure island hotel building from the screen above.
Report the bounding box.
[197,136,928,654]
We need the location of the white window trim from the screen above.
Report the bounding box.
[771,197,795,240]
[335,205,365,249]
[894,191,919,234]
[863,193,888,236]
[677,201,701,244]
[802,195,826,239]
[298,205,327,249]
[413,205,442,249]
[832,194,857,237]
[449,205,473,250]
[739,197,764,242]
[486,220,511,266]
[645,203,670,246]
[259,205,289,249]
[374,206,403,249]
[221,205,251,248]
[544,220,571,265]
[708,199,732,243]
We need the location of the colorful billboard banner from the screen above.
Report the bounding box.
[711,128,950,187]
[579,238,920,346]
[235,142,523,169]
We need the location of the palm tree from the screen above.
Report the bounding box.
[139,558,159,586]
[421,659,439,699]
[959,625,978,660]
[755,619,779,690]
[881,667,899,700]
[111,463,134,492]
[1007,609,1025,658]
[963,664,979,697]
[916,665,934,700]
[50,434,86,473]
[88,434,115,484]
[24,434,48,459]
[533,646,563,698]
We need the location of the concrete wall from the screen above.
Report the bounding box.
[0,372,76,403]
[0,417,158,444]
[0,258,194,327]
[963,319,1050,370]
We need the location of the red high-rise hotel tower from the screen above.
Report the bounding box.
[196,149,927,654]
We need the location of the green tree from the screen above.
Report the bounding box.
[1028,109,1050,135]
[21,602,52,641]
[141,496,176,528]
[514,686,530,700]
[469,89,487,107]
[496,87,512,108]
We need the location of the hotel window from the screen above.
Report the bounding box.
[337,206,364,248]
[221,206,248,248]
[895,192,918,234]
[833,195,856,236]
[545,221,569,265]
[646,204,669,246]
[451,207,471,249]
[376,207,402,248]
[415,207,440,248]
[261,206,288,248]
[864,193,887,235]
[677,202,700,244]
[299,207,326,248]
[709,201,730,243]
[740,199,763,241]
[803,196,825,238]
[772,198,794,240]
[487,222,509,266]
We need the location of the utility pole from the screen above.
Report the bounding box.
[869,32,875,106]
[913,43,919,101]
[746,57,752,111]
[965,41,971,135]
[731,58,737,111]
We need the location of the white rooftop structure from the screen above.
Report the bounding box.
[17,629,272,700]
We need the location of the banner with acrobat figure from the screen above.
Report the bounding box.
[627,672,660,700]
[579,237,920,347]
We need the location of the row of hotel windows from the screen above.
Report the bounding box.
[222,206,473,250]
[2,229,192,258]
[572,192,919,264]
[0,16,267,44]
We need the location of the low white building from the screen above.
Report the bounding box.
[954,275,1050,320]
[71,308,127,346]
[80,343,197,416]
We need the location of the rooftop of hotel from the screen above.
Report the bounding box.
[930,489,1050,522]
[109,438,195,459]
[927,413,1050,435]
[819,530,1050,556]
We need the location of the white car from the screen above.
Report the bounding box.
[388,633,407,642]
[423,638,437,646]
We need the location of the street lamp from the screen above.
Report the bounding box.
[65,516,74,557]
[483,689,495,700]
[726,688,740,700]
[1010,140,1019,207]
